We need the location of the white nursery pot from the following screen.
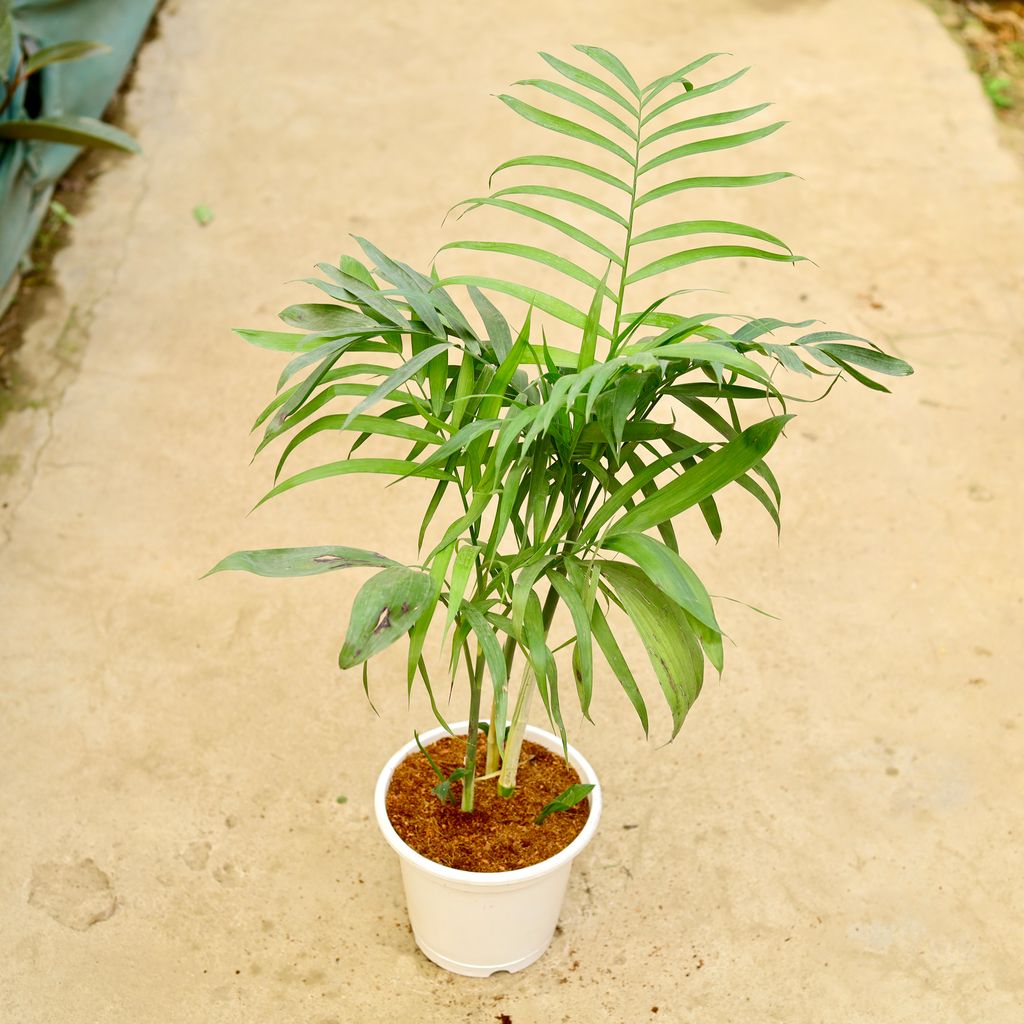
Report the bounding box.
[374,720,602,977]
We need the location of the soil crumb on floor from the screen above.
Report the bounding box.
[385,734,589,871]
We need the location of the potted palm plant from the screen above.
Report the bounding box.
[208,46,912,977]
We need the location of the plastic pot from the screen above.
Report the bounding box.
[373,721,602,977]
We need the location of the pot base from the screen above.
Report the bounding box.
[416,935,550,977]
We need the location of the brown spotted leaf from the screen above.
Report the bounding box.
[204,546,398,578]
[338,566,438,668]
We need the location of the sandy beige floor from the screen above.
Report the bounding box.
[2,1,1022,1021]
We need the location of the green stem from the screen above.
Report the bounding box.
[610,96,646,349]
[495,574,563,796]
[485,633,519,774]
[484,690,501,774]
[460,647,486,812]
[497,663,536,797]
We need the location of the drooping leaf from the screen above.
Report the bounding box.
[589,595,649,735]
[338,566,438,668]
[0,115,140,153]
[600,532,720,633]
[204,546,397,579]
[598,562,704,738]
[545,570,595,720]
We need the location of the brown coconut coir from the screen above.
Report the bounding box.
[385,733,589,872]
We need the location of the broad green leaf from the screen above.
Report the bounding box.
[339,254,377,287]
[204,546,397,579]
[497,94,634,163]
[600,532,720,632]
[598,562,703,738]
[815,343,913,377]
[512,554,560,638]
[669,392,782,505]
[686,610,724,674]
[278,304,379,333]
[607,415,792,537]
[338,566,438,668]
[0,116,140,153]
[443,545,481,640]
[489,154,631,193]
[234,328,323,353]
[535,783,594,825]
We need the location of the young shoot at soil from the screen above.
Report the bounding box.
[210,45,912,820]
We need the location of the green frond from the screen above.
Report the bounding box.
[638,121,788,176]
[641,65,752,125]
[539,50,638,116]
[636,172,796,207]
[489,154,632,192]
[514,78,637,139]
[439,240,617,297]
[450,196,623,265]
[498,94,634,163]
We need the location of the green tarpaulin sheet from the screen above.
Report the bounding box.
[1,0,159,307]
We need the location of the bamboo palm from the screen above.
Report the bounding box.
[210,47,912,813]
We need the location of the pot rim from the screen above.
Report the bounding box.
[374,720,602,887]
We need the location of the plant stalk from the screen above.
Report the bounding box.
[485,633,519,773]
[497,663,536,796]
[495,582,562,797]
[484,690,501,774]
[460,647,486,812]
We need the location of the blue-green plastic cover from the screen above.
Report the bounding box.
[1,0,159,306]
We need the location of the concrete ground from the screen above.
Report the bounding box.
[2,1,1022,1021]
